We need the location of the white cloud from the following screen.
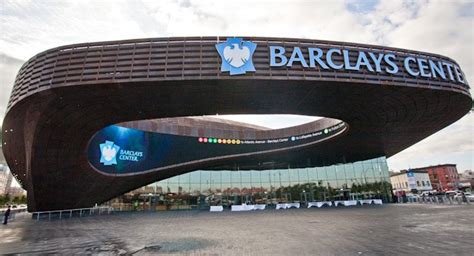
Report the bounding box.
[0,0,472,171]
[379,0,474,87]
[0,54,24,118]
[387,113,474,171]
[214,114,322,129]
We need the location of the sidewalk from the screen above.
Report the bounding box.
[1,204,473,255]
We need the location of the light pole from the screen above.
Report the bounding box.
[378,169,388,202]
[361,168,375,199]
[361,168,373,185]
[147,193,153,211]
[302,190,307,204]
[279,172,282,188]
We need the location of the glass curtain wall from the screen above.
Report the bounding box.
[108,156,392,211]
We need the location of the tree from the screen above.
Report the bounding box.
[12,196,21,204]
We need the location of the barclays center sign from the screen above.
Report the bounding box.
[215,37,468,85]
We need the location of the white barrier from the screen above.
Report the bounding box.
[210,206,224,212]
[373,199,383,205]
[276,203,300,209]
[218,199,383,213]
[359,199,374,205]
[231,204,266,211]
[359,199,383,205]
[307,201,332,208]
[334,200,358,206]
[345,200,358,206]
[231,205,250,211]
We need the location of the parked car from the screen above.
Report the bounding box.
[466,193,474,202]
[406,194,420,200]
[445,190,461,197]
[420,191,436,196]
[454,192,474,202]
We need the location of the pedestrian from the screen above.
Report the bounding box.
[3,205,11,225]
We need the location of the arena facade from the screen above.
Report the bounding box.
[2,37,471,211]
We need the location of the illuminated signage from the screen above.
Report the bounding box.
[118,149,144,162]
[88,123,346,175]
[197,122,344,145]
[214,38,468,86]
[89,125,149,173]
[99,140,144,166]
[215,38,257,75]
[269,46,468,85]
[99,141,120,165]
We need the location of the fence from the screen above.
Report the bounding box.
[31,206,113,221]
[406,196,471,205]
[1,207,29,223]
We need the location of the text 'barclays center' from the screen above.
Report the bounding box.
[2,37,471,211]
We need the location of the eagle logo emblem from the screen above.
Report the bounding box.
[99,140,120,165]
[215,38,257,75]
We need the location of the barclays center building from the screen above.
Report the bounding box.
[2,37,471,211]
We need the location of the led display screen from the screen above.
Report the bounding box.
[88,122,346,175]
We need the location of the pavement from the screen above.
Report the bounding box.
[0,204,473,255]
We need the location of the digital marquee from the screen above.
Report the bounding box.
[88,122,347,175]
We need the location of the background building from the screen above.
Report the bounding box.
[410,164,460,191]
[0,163,13,196]
[459,170,473,190]
[390,170,432,193]
[8,186,26,198]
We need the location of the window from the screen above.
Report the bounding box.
[422,181,425,186]
[117,156,394,210]
[417,181,421,186]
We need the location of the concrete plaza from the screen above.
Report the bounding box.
[1,204,473,255]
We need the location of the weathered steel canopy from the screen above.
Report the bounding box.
[2,37,471,211]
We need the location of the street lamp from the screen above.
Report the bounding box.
[148,193,153,211]
[361,168,374,184]
[360,168,376,199]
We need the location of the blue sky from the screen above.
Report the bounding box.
[0,0,472,175]
[346,0,380,13]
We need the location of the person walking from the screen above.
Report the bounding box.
[3,205,11,225]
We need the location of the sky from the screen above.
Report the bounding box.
[0,0,473,175]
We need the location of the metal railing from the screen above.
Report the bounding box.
[1,207,29,223]
[31,206,113,221]
[406,196,471,205]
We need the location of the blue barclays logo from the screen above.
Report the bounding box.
[99,140,120,165]
[216,38,257,75]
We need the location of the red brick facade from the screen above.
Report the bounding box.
[412,164,460,191]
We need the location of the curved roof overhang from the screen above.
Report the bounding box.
[2,37,471,210]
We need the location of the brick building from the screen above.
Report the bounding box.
[410,164,460,191]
